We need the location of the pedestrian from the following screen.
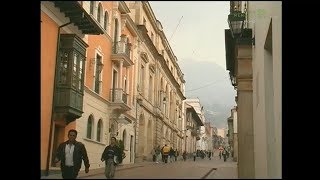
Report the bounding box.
[161,144,170,163]
[54,129,90,179]
[208,151,212,160]
[101,137,121,179]
[193,151,197,161]
[151,147,156,162]
[155,145,161,163]
[175,149,178,161]
[222,149,227,162]
[169,147,175,163]
[182,151,187,161]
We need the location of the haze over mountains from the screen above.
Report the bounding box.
[179,59,236,129]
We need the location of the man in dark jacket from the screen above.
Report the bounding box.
[101,137,121,179]
[54,129,90,179]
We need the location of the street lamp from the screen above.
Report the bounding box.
[228,9,255,45]
[228,10,245,39]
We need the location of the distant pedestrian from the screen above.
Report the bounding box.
[54,129,90,179]
[155,145,161,163]
[161,144,170,163]
[151,147,156,162]
[182,151,187,161]
[222,149,227,162]
[174,149,178,161]
[193,151,197,161]
[101,137,121,179]
[208,151,212,160]
[169,147,175,163]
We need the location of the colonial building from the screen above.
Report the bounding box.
[183,98,205,153]
[41,1,104,176]
[227,106,237,161]
[204,122,214,152]
[76,1,143,168]
[225,1,282,178]
[42,1,187,176]
[126,1,186,162]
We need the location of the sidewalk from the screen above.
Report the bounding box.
[41,161,155,179]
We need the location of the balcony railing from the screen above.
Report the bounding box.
[113,41,130,57]
[111,41,133,67]
[110,88,128,104]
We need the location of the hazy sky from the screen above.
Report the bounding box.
[149,1,235,129]
[149,1,230,69]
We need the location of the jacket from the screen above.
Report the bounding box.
[55,140,90,172]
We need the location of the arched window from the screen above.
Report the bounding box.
[90,1,95,15]
[97,3,103,23]
[114,18,119,42]
[104,11,109,31]
[87,115,94,139]
[96,119,102,142]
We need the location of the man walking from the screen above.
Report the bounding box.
[54,129,90,179]
[101,137,121,179]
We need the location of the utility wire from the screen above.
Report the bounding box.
[185,78,229,92]
[169,16,183,42]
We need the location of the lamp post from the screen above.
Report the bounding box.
[228,10,245,39]
[228,10,255,45]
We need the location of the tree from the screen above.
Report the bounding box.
[117,139,126,164]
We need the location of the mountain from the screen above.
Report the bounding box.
[179,59,236,129]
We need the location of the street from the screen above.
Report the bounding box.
[80,153,237,179]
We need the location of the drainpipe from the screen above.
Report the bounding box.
[45,21,72,176]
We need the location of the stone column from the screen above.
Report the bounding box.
[236,44,255,178]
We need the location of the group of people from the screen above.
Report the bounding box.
[218,146,230,162]
[54,129,121,179]
[151,145,215,163]
[151,144,180,163]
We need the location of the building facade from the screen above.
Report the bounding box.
[41,1,186,176]
[41,1,104,176]
[225,1,282,178]
[126,1,186,162]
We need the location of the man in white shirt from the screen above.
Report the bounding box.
[54,129,90,179]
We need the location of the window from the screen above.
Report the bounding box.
[87,116,94,139]
[58,35,86,93]
[94,54,102,94]
[139,64,145,93]
[148,75,153,101]
[59,52,68,84]
[97,3,103,23]
[104,11,109,31]
[96,119,102,142]
[90,1,95,15]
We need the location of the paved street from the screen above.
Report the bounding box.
[80,153,237,179]
[42,151,237,179]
